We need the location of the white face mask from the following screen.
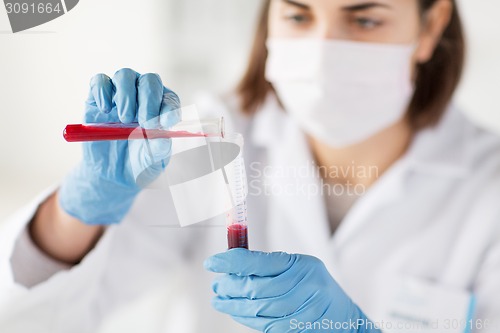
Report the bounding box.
[265,38,415,148]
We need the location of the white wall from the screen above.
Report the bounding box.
[0,0,499,221]
[455,0,500,132]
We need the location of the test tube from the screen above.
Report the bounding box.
[224,134,249,249]
[63,118,224,142]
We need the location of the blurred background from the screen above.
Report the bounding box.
[0,0,499,221]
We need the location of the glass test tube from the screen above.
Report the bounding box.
[63,118,224,142]
[224,134,249,249]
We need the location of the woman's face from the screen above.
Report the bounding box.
[268,0,453,64]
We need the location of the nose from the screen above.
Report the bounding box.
[314,23,342,39]
[313,19,343,40]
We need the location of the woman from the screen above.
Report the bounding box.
[1,0,499,332]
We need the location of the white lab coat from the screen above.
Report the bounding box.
[1,93,500,333]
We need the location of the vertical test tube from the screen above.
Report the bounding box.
[224,134,249,249]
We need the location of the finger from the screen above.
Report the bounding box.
[212,261,306,299]
[159,88,182,129]
[204,249,296,277]
[212,292,305,318]
[230,299,333,333]
[112,68,140,124]
[129,138,172,188]
[137,73,164,129]
[231,315,307,333]
[89,74,113,113]
[231,315,272,333]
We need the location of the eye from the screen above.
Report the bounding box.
[284,14,312,25]
[353,17,383,29]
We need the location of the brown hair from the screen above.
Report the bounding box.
[236,0,465,131]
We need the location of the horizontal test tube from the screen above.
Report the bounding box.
[63,118,225,142]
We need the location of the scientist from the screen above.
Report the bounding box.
[1,0,500,332]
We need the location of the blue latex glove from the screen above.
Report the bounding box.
[205,249,381,333]
[59,68,181,225]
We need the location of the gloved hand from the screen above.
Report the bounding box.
[59,68,181,225]
[204,249,381,333]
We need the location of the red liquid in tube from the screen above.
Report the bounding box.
[63,124,211,142]
[227,223,248,249]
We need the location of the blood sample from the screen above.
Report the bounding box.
[63,118,224,142]
[227,223,248,249]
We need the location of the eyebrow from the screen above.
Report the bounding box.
[283,0,310,10]
[342,2,391,12]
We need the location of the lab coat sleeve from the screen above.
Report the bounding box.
[473,220,500,333]
[0,186,113,303]
[0,186,58,297]
[0,186,120,332]
[10,227,72,288]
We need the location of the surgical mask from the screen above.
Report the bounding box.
[265,38,415,148]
